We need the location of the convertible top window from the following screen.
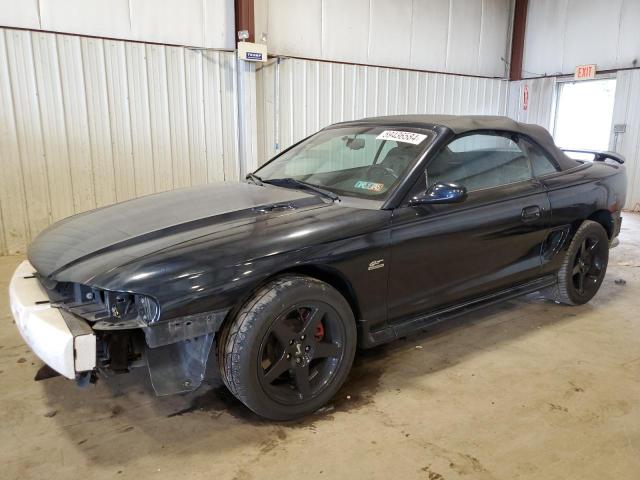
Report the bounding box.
[427,133,532,192]
[256,125,434,200]
[521,138,560,176]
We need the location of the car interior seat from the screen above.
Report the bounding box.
[380,144,417,176]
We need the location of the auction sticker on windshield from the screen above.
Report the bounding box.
[354,181,385,192]
[376,130,428,145]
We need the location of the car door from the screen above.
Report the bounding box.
[387,131,552,323]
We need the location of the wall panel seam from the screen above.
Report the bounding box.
[4,30,32,241]
[28,31,54,226]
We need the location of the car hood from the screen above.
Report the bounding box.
[28,182,324,280]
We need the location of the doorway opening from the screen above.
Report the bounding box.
[553,78,616,152]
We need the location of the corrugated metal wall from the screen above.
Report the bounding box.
[523,0,640,77]
[506,77,557,130]
[0,27,239,255]
[256,57,510,162]
[255,0,512,78]
[0,0,235,49]
[612,70,640,211]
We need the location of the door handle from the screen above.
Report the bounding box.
[521,206,541,223]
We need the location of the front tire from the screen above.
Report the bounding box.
[556,220,609,305]
[218,275,357,420]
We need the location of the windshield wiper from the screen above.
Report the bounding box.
[246,172,264,186]
[263,178,340,202]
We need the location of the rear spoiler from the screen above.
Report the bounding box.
[562,149,625,165]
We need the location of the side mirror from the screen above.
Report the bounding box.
[409,182,468,205]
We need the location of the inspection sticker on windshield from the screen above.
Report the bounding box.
[354,180,384,192]
[376,130,427,145]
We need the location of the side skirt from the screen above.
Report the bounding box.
[359,274,557,348]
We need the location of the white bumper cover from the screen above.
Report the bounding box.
[9,260,96,379]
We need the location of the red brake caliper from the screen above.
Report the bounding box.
[301,308,325,341]
[314,321,325,341]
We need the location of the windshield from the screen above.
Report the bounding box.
[255,125,434,200]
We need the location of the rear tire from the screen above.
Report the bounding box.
[556,220,609,305]
[218,275,357,420]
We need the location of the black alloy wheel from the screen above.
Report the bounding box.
[218,275,356,420]
[571,236,606,298]
[258,303,345,405]
[556,220,609,305]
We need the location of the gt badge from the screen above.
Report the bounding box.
[368,259,384,271]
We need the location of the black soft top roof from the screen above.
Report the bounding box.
[341,114,579,171]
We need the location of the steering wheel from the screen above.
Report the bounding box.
[366,164,399,180]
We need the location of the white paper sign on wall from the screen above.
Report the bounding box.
[238,42,267,62]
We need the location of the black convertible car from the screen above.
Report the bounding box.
[10,115,626,420]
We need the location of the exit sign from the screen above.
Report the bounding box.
[575,64,597,80]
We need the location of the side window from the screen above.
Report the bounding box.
[520,138,559,177]
[426,133,532,192]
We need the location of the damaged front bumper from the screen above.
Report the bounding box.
[10,260,96,379]
[100,309,228,395]
[9,260,228,395]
